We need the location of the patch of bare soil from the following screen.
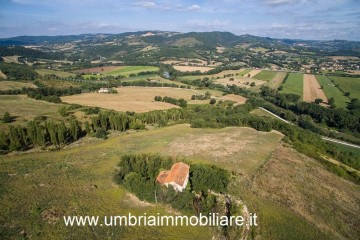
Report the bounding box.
[41,208,64,224]
[169,132,256,158]
[249,143,360,239]
[122,193,153,208]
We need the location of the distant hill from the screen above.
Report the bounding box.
[0,31,360,51]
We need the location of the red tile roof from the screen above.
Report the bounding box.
[156,162,190,187]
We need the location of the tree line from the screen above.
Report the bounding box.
[154,96,188,108]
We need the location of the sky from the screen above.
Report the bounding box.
[0,0,359,40]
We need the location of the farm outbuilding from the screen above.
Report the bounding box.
[156,162,190,192]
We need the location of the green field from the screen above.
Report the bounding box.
[83,66,159,79]
[253,70,277,81]
[315,75,349,109]
[280,73,303,98]
[36,69,76,78]
[328,76,360,99]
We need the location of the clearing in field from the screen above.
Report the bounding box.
[328,76,360,99]
[61,87,196,113]
[280,73,303,98]
[173,65,214,73]
[0,81,36,90]
[253,70,278,81]
[303,74,328,103]
[315,75,349,109]
[266,72,287,89]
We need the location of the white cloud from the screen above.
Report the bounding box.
[186,4,200,11]
[262,0,305,6]
[133,1,156,8]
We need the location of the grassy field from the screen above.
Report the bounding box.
[253,70,278,81]
[36,79,82,89]
[328,76,360,99]
[36,69,76,78]
[0,95,64,128]
[237,143,360,240]
[315,75,349,109]
[0,125,281,239]
[62,87,196,113]
[0,81,37,90]
[250,108,278,119]
[280,73,303,98]
[82,66,159,79]
[1,124,356,239]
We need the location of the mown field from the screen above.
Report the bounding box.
[253,70,278,81]
[61,87,195,113]
[1,124,357,239]
[280,73,303,98]
[328,76,360,99]
[0,81,37,90]
[315,75,349,109]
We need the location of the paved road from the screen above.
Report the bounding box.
[258,107,360,149]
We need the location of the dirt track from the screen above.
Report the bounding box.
[303,74,328,103]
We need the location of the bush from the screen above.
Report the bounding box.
[95,127,108,139]
[2,112,11,123]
